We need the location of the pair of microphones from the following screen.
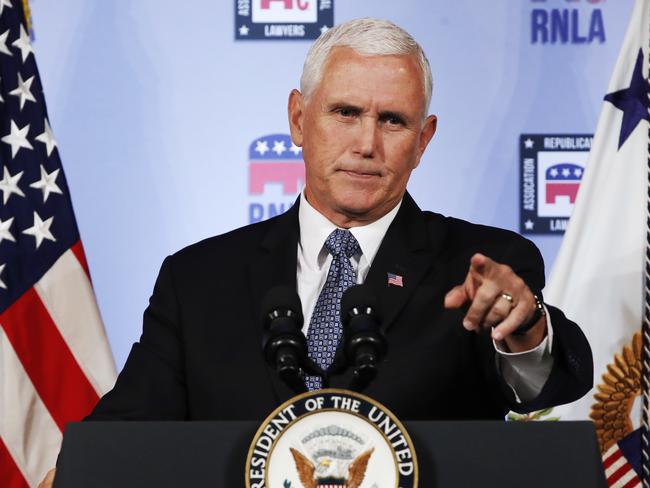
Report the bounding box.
[261,285,387,394]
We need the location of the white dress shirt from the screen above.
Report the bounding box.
[296,192,554,403]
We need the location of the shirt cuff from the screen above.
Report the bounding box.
[493,305,555,403]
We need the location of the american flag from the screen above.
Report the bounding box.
[0,2,115,487]
[387,272,403,288]
[602,429,642,488]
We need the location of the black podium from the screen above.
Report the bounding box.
[54,420,606,487]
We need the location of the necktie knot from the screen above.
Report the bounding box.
[324,229,360,259]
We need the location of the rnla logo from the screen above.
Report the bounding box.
[248,134,305,224]
[520,134,592,234]
[236,0,334,40]
[530,0,605,45]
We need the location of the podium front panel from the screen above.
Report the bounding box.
[54,420,606,487]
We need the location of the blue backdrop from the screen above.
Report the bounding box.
[28,0,634,369]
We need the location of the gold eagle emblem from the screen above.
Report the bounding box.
[290,446,374,488]
[590,331,642,453]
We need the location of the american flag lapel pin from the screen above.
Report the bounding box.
[387,272,404,288]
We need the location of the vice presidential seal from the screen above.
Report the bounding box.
[245,389,418,487]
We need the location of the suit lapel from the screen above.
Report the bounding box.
[247,200,301,404]
[330,193,449,389]
[364,192,448,334]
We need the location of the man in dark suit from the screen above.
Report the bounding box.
[83,190,590,421]
[83,18,591,422]
[40,17,592,487]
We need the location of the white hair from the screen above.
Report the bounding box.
[300,18,433,114]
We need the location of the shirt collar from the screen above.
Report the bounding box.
[298,191,402,268]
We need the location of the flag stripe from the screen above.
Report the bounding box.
[619,475,642,488]
[610,461,638,486]
[0,287,99,432]
[0,328,62,487]
[605,448,625,469]
[603,451,627,477]
[612,468,641,487]
[34,247,116,395]
[0,438,29,488]
[70,240,90,279]
[608,456,629,478]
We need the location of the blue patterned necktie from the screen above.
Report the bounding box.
[305,229,361,390]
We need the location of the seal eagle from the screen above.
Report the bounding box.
[289,446,374,488]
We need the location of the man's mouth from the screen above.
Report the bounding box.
[339,169,381,178]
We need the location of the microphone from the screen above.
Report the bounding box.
[261,286,308,394]
[341,285,387,392]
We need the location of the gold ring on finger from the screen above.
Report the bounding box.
[499,292,514,306]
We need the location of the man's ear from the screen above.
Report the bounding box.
[288,89,305,147]
[413,114,437,169]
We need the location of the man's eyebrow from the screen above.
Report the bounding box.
[324,101,362,110]
[324,102,411,119]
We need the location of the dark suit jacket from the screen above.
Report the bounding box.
[89,193,592,421]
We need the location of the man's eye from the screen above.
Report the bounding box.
[336,107,357,118]
[383,115,404,126]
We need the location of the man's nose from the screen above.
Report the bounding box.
[353,116,379,158]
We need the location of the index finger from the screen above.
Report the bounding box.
[469,253,497,277]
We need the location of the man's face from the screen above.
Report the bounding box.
[288,46,437,227]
